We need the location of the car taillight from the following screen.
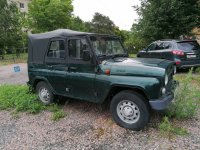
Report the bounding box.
[172,50,184,56]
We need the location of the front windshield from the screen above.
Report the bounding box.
[90,36,125,56]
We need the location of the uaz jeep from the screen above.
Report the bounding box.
[28,29,177,131]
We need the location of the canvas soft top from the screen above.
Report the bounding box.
[28,29,110,64]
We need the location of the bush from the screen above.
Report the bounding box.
[166,69,200,119]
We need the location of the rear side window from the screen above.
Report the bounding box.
[68,38,89,59]
[177,41,200,51]
[47,40,65,59]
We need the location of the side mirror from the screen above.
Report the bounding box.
[83,50,90,61]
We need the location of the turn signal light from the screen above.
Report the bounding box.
[105,69,110,75]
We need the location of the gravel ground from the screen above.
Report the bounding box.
[0,103,199,150]
[0,63,200,149]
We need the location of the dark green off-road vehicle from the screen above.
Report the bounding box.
[28,29,177,130]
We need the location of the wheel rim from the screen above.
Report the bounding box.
[39,87,50,103]
[117,100,140,124]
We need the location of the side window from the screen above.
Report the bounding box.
[163,42,172,49]
[155,42,164,50]
[47,40,65,59]
[147,43,156,51]
[68,38,89,59]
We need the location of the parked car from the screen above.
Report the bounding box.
[28,29,178,131]
[137,39,200,72]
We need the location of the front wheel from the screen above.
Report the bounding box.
[36,81,54,105]
[110,90,150,131]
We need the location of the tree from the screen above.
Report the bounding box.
[28,0,73,33]
[70,16,89,32]
[0,0,23,57]
[89,12,116,34]
[132,0,200,47]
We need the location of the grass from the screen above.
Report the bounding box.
[0,53,28,65]
[0,85,44,114]
[159,69,200,136]
[0,85,66,121]
[167,69,200,119]
[129,53,137,58]
[159,116,188,137]
[51,110,66,121]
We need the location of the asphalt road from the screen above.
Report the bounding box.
[0,63,28,85]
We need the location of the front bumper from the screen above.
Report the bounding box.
[149,94,174,110]
[149,80,178,111]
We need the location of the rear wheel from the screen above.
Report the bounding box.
[110,90,150,131]
[36,81,54,105]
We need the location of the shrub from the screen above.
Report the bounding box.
[166,69,200,119]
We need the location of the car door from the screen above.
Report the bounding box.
[145,43,157,58]
[67,36,96,102]
[45,38,70,96]
[162,42,174,60]
[149,42,163,58]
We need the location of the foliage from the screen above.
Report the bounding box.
[129,0,200,50]
[159,116,188,136]
[28,0,73,33]
[70,16,89,32]
[0,85,44,113]
[124,30,146,53]
[0,0,24,55]
[0,53,28,66]
[88,12,116,34]
[0,85,66,122]
[166,69,200,119]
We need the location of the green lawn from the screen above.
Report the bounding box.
[0,53,28,65]
[129,53,137,58]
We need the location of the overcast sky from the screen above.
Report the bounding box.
[72,0,141,31]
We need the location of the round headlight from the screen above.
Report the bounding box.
[165,74,168,85]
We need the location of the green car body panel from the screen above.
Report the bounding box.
[28,29,177,111]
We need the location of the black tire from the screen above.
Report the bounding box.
[36,81,54,105]
[110,90,150,131]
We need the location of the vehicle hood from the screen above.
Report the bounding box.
[99,57,174,77]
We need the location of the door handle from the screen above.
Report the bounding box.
[47,65,53,68]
